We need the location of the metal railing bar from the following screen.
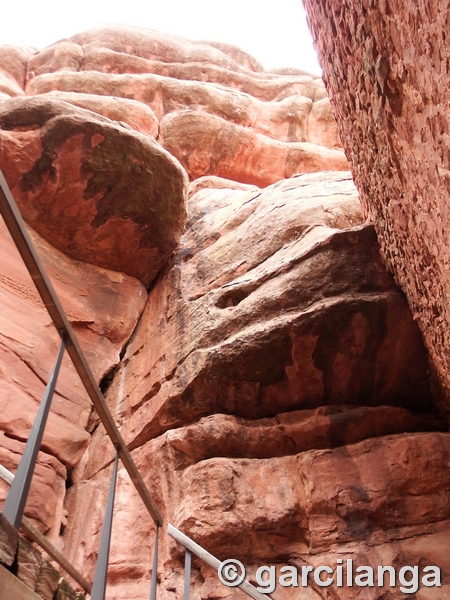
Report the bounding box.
[91,447,119,600]
[183,548,191,600]
[149,526,159,600]
[0,170,163,528]
[167,524,269,600]
[3,338,66,529]
[0,464,92,594]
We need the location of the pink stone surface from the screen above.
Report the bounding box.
[63,172,439,598]
[303,0,450,418]
[0,216,146,534]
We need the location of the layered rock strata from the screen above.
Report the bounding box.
[0,215,147,538]
[303,0,450,416]
[0,25,447,600]
[62,172,444,599]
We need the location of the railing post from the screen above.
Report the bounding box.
[183,548,192,600]
[3,337,66,529]
[149,526,159,600]
[168,524,269,600]
[91,447,120,600]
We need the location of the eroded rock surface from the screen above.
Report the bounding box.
[61,172,444,599]
[160,110,348,185]
[303,0,450,417]
[0,215,146,535]
[0,25,447,600]
[0,96,188,286]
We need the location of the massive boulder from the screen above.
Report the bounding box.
[303,0,450,417]
[0,96,188,286]
[105,172,431,448]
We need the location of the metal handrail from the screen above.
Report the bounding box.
[0,170,162,527]
[3,339,67,529]
[168,524,269,600]
[0,169,163,597]
[0,465,92,594]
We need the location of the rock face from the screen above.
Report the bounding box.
[0,215,147,537]
[0,24,448,600]
[0,46,29,97]
[160,110,348,186]
[303,0,450,417]
[0,96,188,286]
[0,513,84,600]
[61,173,443,600]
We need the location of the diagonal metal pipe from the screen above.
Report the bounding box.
[3,338,66,529]
[0,170,163,528]
[91,448,120,600]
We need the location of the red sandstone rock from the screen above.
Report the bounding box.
[0,46,32,98]
[307,97,342,148]
[0,433,66,537]
[162,433,450,600]
[0,46,31,89]
[81,172,430,459]
[27,40,85,80]
[25,26,320,103]
[34,91,159,137]
[27,70,331,145]
[0,96,188,286]
[0,215,147,396]
[69,26,261,73]
[0,342,89,469]
[165,406,443,462]
[188,175,259,198]
[64,428,450,598]
[27,45,317,102]
[160,110,348,185]
[173,432,450,559]
[196,39,264,73]
[302,0,450,416]
[313,77,328,101]
[0,73,25,97]
[0,25,447,600]
[58,169,441,599]
[0,213,146,536]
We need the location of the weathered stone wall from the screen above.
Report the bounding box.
[64,171,448,599]
[0,24,348,546]
[303,0,450,415]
